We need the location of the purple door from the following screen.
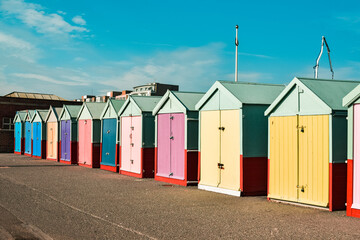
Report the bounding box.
[170,113,185,180]
[61,120,71,161]
[157,114,171,177]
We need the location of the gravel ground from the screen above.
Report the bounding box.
[1,153,360,239]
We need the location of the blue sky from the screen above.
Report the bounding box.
[0,0,360,99]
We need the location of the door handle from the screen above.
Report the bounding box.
[170,136,174,140]
[130,159,134,164]
[107,130,110,134]
[169,172,173,176]
[218,127,225,131]
[130,143,134,147]
[170,116,174,120]
[218,163,224,169]
[296,185,306,192]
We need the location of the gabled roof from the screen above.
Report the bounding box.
[118,96,162,116]
[195,80,285,110]
[31,110,49,123]
[77,102,106,120]
[45,106,62,122]
[265,77,360,116]
[25,110,35,122]
[59,105,82,119]
[343,84,360,107]
[13,111,28,123]
[100,99,126,119]
[152,90,205,115]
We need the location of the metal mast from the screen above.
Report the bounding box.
[235,25,239,82]
[313,36,334,79]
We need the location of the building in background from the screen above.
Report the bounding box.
[1,91,81,153]
[131,82,179,96]
[80,82,179,103]
[115,90,132,100]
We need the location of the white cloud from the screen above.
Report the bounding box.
[12,73,88,86]
[238,52,274,59]
[0,43,233,99]
[0,31,37,62]
[72,15,86,26]
[0,31,33,50]
[100,43,227,92]
[1,0,88,35]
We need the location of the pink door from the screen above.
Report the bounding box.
[170,113,185,180]
[79,120,92,165]
[131,116,142,174]
[157,114,171,177]
[353,104,360,209]
[121,117,132,172]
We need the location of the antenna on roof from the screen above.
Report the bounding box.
[235,25,239,82]
[313,36,334,79]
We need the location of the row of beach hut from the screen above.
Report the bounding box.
[13,77,360,219]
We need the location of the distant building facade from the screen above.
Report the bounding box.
[131,82,179,96]
[1,92,81,153]
[79,82,179,103]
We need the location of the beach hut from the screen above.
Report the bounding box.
[118,96,161,178]
[195,81,285,196]
[24,110,35,156]
[265,77,360,210]
[99,99,125,172]
[31,110,48,159]
[45,106,62,161]
[13,111,27,154]
[77,102,106,168]
[152,90,204,186]
[59,105,82,164]
[343,84,360,217]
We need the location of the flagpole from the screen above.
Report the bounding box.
[235,25,239,82]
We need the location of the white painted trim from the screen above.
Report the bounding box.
[329,114,332,163]
[351,203,360,210]
[198,184,241,197]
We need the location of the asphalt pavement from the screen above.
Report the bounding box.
[1,153,360,239]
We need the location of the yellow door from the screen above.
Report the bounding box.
[219,110,240,191]
[268,116,298,202]
[199,111,220,187]
[298,115,329,207]
[47,123,54,158]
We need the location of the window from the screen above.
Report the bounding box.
[2,117,14,130]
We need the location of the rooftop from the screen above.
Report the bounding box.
[4,91,66,101]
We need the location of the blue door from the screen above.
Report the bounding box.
[14,122,21,152]
[101,119,117,166]
[33,122,42,157]
[25,121,32,154]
